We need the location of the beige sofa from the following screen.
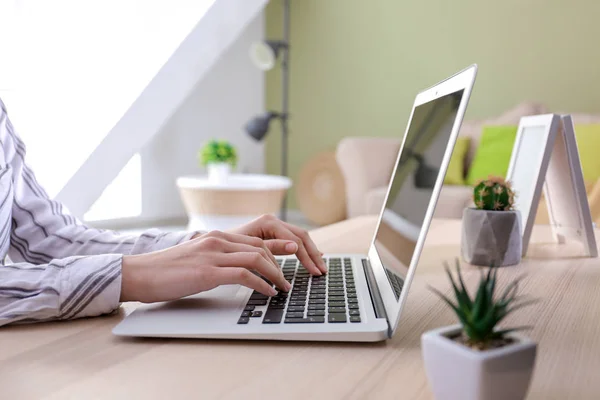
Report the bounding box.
[336,102,600,220]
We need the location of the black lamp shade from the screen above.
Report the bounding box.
[245,112,278,141]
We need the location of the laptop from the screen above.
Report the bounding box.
[113,65,478,342]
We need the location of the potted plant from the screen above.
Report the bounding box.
[422,261,537,400]
[462,175,522,267]
[199,139,238,182]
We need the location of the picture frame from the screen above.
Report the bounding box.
[543,115,597,257]
[506,114,598,257]
[506,114,560,255]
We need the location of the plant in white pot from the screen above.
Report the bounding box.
[462,175,522,266]
[199,139,238,183]
[422,261,537,400]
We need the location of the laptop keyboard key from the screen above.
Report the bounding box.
[247,299,268,306]
[241,311,251,317]
[350,316,361,323]
[251,311,263,317]
[284,317,325,324]
[328,313,347,323]
[328,306,346,313]
[286,312,305,319]
[349,310,360,316]
[307,310,325,317]
[244,305,255,311]
[250,293,269,300]
[263,309,284,323]
[238,317,250,324]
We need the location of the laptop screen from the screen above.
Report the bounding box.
[373,89,464,300]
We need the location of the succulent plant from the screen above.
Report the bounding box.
[430,260,534,349]
[199,140,237,167]
[473,175,515,211]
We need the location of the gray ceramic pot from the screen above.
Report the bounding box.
[461,208,522,267]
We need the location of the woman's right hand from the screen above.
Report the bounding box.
[120,231,294,303]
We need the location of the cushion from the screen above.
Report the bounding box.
[466,126,517,185]
[573,124,600,183]
[443,137,470,185]
[467,123,600,186]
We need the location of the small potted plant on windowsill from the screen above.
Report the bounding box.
[199,139,238,183]
[422,261,537,400]
[462,175,522,267]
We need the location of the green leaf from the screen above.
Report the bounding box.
[445,263,472,311]
[490,326,532,339]
[428,285,463,318]
[454,260,472,309]
[505,299,539,315]
[471,278,488,321]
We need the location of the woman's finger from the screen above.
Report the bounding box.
[216,238,281,274]
[214,251,291,292]
[211,267,278,296]
[264,221,322,276]
[264,239,299,255]
[282,221,327,274]
[216,231,281,272]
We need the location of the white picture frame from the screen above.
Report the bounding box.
[543,115,597,257]
[506,114,598,257]
[506,114,560,255]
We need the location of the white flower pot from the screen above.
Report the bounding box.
[207,163,231,183]
[421,324,536,400]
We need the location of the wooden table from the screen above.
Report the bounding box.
[2,217,600,399]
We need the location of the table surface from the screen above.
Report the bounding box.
[2,216,600,400]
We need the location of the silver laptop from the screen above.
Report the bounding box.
[113,65,478,342]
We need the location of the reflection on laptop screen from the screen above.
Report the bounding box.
[374,90,464,300]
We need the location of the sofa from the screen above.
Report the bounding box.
[336,102,600,223]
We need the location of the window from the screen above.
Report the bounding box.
[0,0,215,219]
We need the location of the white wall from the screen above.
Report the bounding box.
[3,0,216,198]
[139,13,265,222]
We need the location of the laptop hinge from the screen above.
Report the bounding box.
[362,258,392,338]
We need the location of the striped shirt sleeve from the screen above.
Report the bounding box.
[0,98,200,327]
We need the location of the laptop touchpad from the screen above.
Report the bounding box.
[116,285,246,335]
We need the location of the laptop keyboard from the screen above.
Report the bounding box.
[237,257,361,324]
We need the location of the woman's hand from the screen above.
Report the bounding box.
[226,214,327,276]
[120,230,294,303]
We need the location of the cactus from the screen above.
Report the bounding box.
[473,176,515,211]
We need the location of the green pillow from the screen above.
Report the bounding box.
[467,123,600,186]
[444,137,470,185]
[573,124,600,182]
[466,125,518,185]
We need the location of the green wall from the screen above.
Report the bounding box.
[265,0,600,209]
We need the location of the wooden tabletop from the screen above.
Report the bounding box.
[2,216,600,399]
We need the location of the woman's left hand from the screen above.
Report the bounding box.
[227,214,327,276]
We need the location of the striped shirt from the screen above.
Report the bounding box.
[0,98,196,327]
